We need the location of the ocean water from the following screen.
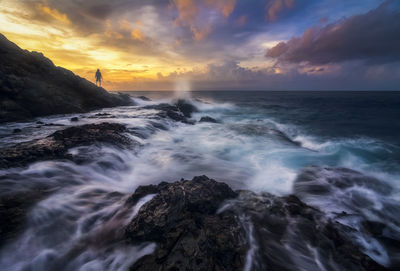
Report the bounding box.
[0,91,399,270]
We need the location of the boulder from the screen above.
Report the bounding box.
[0,122,136,168]
[126,176,246,271]
[144,100,197,124]
[199,116,219,123]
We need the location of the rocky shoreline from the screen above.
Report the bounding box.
[0,98,395,270]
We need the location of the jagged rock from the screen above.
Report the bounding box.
[0,33,133,123]
[175,99,198,118]
[126,176,247,271]
[125,176,385,271]
[70,117,79,122]
[224,191,385,271]
[294,166,399,268]
[199,116,219,123]
[144,100,197,123]
[0,122,136,168]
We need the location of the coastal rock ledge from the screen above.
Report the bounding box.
[0,33,132,123]
[125,176,385,271]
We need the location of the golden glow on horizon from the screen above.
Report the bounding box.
[0,0,280,90]
[0,1,196,90]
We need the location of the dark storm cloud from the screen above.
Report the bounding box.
[266,0,400,65]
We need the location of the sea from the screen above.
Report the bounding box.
[0,90,399,270]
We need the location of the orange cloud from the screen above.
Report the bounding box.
[131,29,145,41]
[119,19,132,32]
[207,0,236,17]
[35,3,70,24]
[266,0,294,21]
[172,0,236,40]
[191,25,212,41]
[235,15,247,26]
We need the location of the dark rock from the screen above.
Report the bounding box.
[294,166,399,269]
[12,128,22,133]
[70,117,79,122]
[43,123,65,127]
[143,100,197,124]
[94,113,111,117]
[126,176,246,271]
[294,166,392,197]
[0,33,132,123]
[175,99,198,118]
[144,103,190,123]
[125,184,159,206]
[225,191,385,271]
[36,121,44,124]
[125,177,384,271]
[199,116,219,123]
[0,122,136,168]
[88,112,115,119]
[0,188,55,247]
[137,96,151,101]
[230,123,300,147]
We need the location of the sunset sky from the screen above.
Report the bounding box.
[0,0,399,90]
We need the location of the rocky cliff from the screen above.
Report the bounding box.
[0,33,132,123]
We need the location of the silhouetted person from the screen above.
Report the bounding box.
[95,69,103,87]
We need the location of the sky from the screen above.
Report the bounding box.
[0,0,399,91]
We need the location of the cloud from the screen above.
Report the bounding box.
[266,0,294,21]
[235,15,247,26]
[171,0,236,40]
[266,0,400,65]
[35,3,70,25]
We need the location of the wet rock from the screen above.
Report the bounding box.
[125,176,385,271]
[175,99,198,118]
[12,128,21,133]
[199,116,219,123]
[224,191,385,271]
[0,122,136,168]
[144,100,197,124]
[70,117,79,122]
[230,123,300,147]
[43,123,65,127]
[126,176,246,271]
[137,96,151,101]
[294,166,392,197]
[0,187,55,247]
[294,166,399,269]
[94,113,111,117]
[0,33,132,123]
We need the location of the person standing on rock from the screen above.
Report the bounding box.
[95,69,103,87]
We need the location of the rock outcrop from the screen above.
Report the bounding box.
[125,176,247,271]
[144,99,197,123]
[0,33,132,123]
[125,176,384,271]
[0,122,136,168]
[199,116,219,123]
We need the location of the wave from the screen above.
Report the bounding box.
[1,94,399,269]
